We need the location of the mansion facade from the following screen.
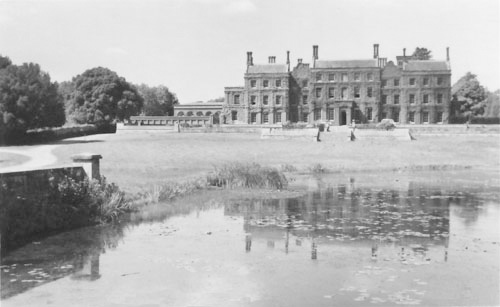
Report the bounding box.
[223,44,451,125]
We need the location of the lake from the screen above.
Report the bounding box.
[1,171,499,306]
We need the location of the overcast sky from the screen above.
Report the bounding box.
[1,0,498,103]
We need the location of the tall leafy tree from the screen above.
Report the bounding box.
[136,84,178,116]
[483,90,500,118]
[451,72,487,119]
[66,67,143,125]
[0,59,65,143]
[412,47,432,60]
[0,55,12,70]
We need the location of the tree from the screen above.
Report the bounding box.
[451,72,487,119]
[0,55,12,70]
[136,84,178,116]
[412,47,432,60]
[65,67,143,125]
[0,60,65,143]
[483,90,500,118]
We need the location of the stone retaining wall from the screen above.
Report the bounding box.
[0,154,102,251]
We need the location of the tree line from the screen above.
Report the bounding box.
[0,55,178,144]
[1,50,499,144]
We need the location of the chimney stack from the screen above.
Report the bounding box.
[297,58,303,64]
[403,48,406,57]
[286,51,290,71]
[446,47,450,61]
[313,45,318,60]
[247,52,253,67]
[373,44,379,59]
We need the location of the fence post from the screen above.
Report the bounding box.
[71,153,102,180]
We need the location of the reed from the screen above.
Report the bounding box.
[207,162,288,190]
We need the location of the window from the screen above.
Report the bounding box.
[328,74,336,81]
[302,95,308,104]
[276,79,282,87]
[275,112,281,123]
[367,87,373,98]
[275,95,282,105]
[231,111,237,121]
[263,95,269,105]
[263,113,269,123]
[314,109,321,121]
[328,88,335,99]
[327,108,335,121]
[251,113,257,123]
[302,113,308,122]
[367,73,373,81]
[409,78,415,86]
[341,87,348,99]
[302,80,308,87]
[250,80,256,88]
[394,79,400,86]
[437,77,443,85]
[437,94,443,104]
[354,87,360,98]
[354,73,360,81]
[315,88,322,98]
[250,95,257,105]
[423,78,429,86]
[366,107,373,120]
[409,111,415,123]
[437,112,443,123]
[409,94,415,104]
[393,111,400,123]
[381,95,387,105]
[263,80,269,88]
[342,73,348,82]
[234,95,240,104]
[316,73,322,81]
[381,80,387,87]
[394,94,400,104]
[423,94,429,104]
[422,111,429,123]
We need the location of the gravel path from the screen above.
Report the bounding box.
[0,145,60,172]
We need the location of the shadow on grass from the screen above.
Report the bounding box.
[53,139,104,145]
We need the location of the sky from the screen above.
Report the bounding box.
[0,0,499,103]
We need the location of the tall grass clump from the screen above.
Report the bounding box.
[280,163,298,172]
[56,176,130,223]
[309,163,328,173]
[132,178,208,208]
[207,162,288,189]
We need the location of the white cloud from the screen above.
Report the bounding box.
[184,0,256,14]
[104,47,129,56]
[223,0,256,14]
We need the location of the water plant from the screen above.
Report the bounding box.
[207,162,288,189]
[309,163,328,173]
[132,178,209,208]
[280,163,298,172]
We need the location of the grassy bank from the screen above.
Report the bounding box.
[45,132,500,193]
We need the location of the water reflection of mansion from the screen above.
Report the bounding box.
[224,182,455,253]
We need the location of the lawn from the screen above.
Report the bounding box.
[48,132,500,193]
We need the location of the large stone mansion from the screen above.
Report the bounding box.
[222,44,451,125]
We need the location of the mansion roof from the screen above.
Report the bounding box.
[403,60,450,71]
[315,59,378,69]
[247,64,288,74]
